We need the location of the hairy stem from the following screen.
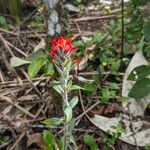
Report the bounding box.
[63,68,69,150]
[63,88,68,150]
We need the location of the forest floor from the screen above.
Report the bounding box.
[0,1,148,150]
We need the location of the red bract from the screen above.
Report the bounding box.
[50,36,77,58]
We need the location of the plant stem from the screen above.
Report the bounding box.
[63,68,69,150]
[63,107,67,150]
[63,89,68,150]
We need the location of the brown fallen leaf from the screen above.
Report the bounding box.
[27,133,44,149]
[90,103,123,116]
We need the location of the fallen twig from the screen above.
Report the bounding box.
[0,95,36,118]
[73,15,121,22]
[10,132,26,150]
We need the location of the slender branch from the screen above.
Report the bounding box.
[120,0,124,70]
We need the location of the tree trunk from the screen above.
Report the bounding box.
[43,0,68,47]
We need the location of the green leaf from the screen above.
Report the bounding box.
[143,21,150,42]
[128,65,150,80]
[42,118,62,126]
[58,138,64,150]
[67,119,75,134]
[83,83,95,92]
[69,96,78,108]
[43,130,55,150]
[128,78,150,99]
[28,58,46,78]
[55,65,63,75]
[123,43,130,54]
[0,16,8,29]
[0,135,9,144]
[67,81,84,91]
[73,40,84,47]
[64,106,72,123]
[27,49,47,62]
[119,97,128,104]
[44,61,55,76]
[109,83,119,90]
[101,87,116,103]
[53,84,63,94]
[10,57,31,67]
[110,60,120,73]
[83,134,99,150]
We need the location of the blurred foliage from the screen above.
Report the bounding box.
[145,144,150,150]
[0,0,21,23]
[43,130,56,150]
[100,83,119,103]
[128,65,150,99]
[0,134,9,144]
[28,14,43,30]
[125,0,150,100]
[0,15,8,29]
[104,124,125,150]
[126,0,150,58]
[83,134,99,150]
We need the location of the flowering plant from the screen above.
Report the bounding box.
[50,36,77,58]
[43,36,82,150]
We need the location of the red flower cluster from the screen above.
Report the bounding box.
[50,36,77,59]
